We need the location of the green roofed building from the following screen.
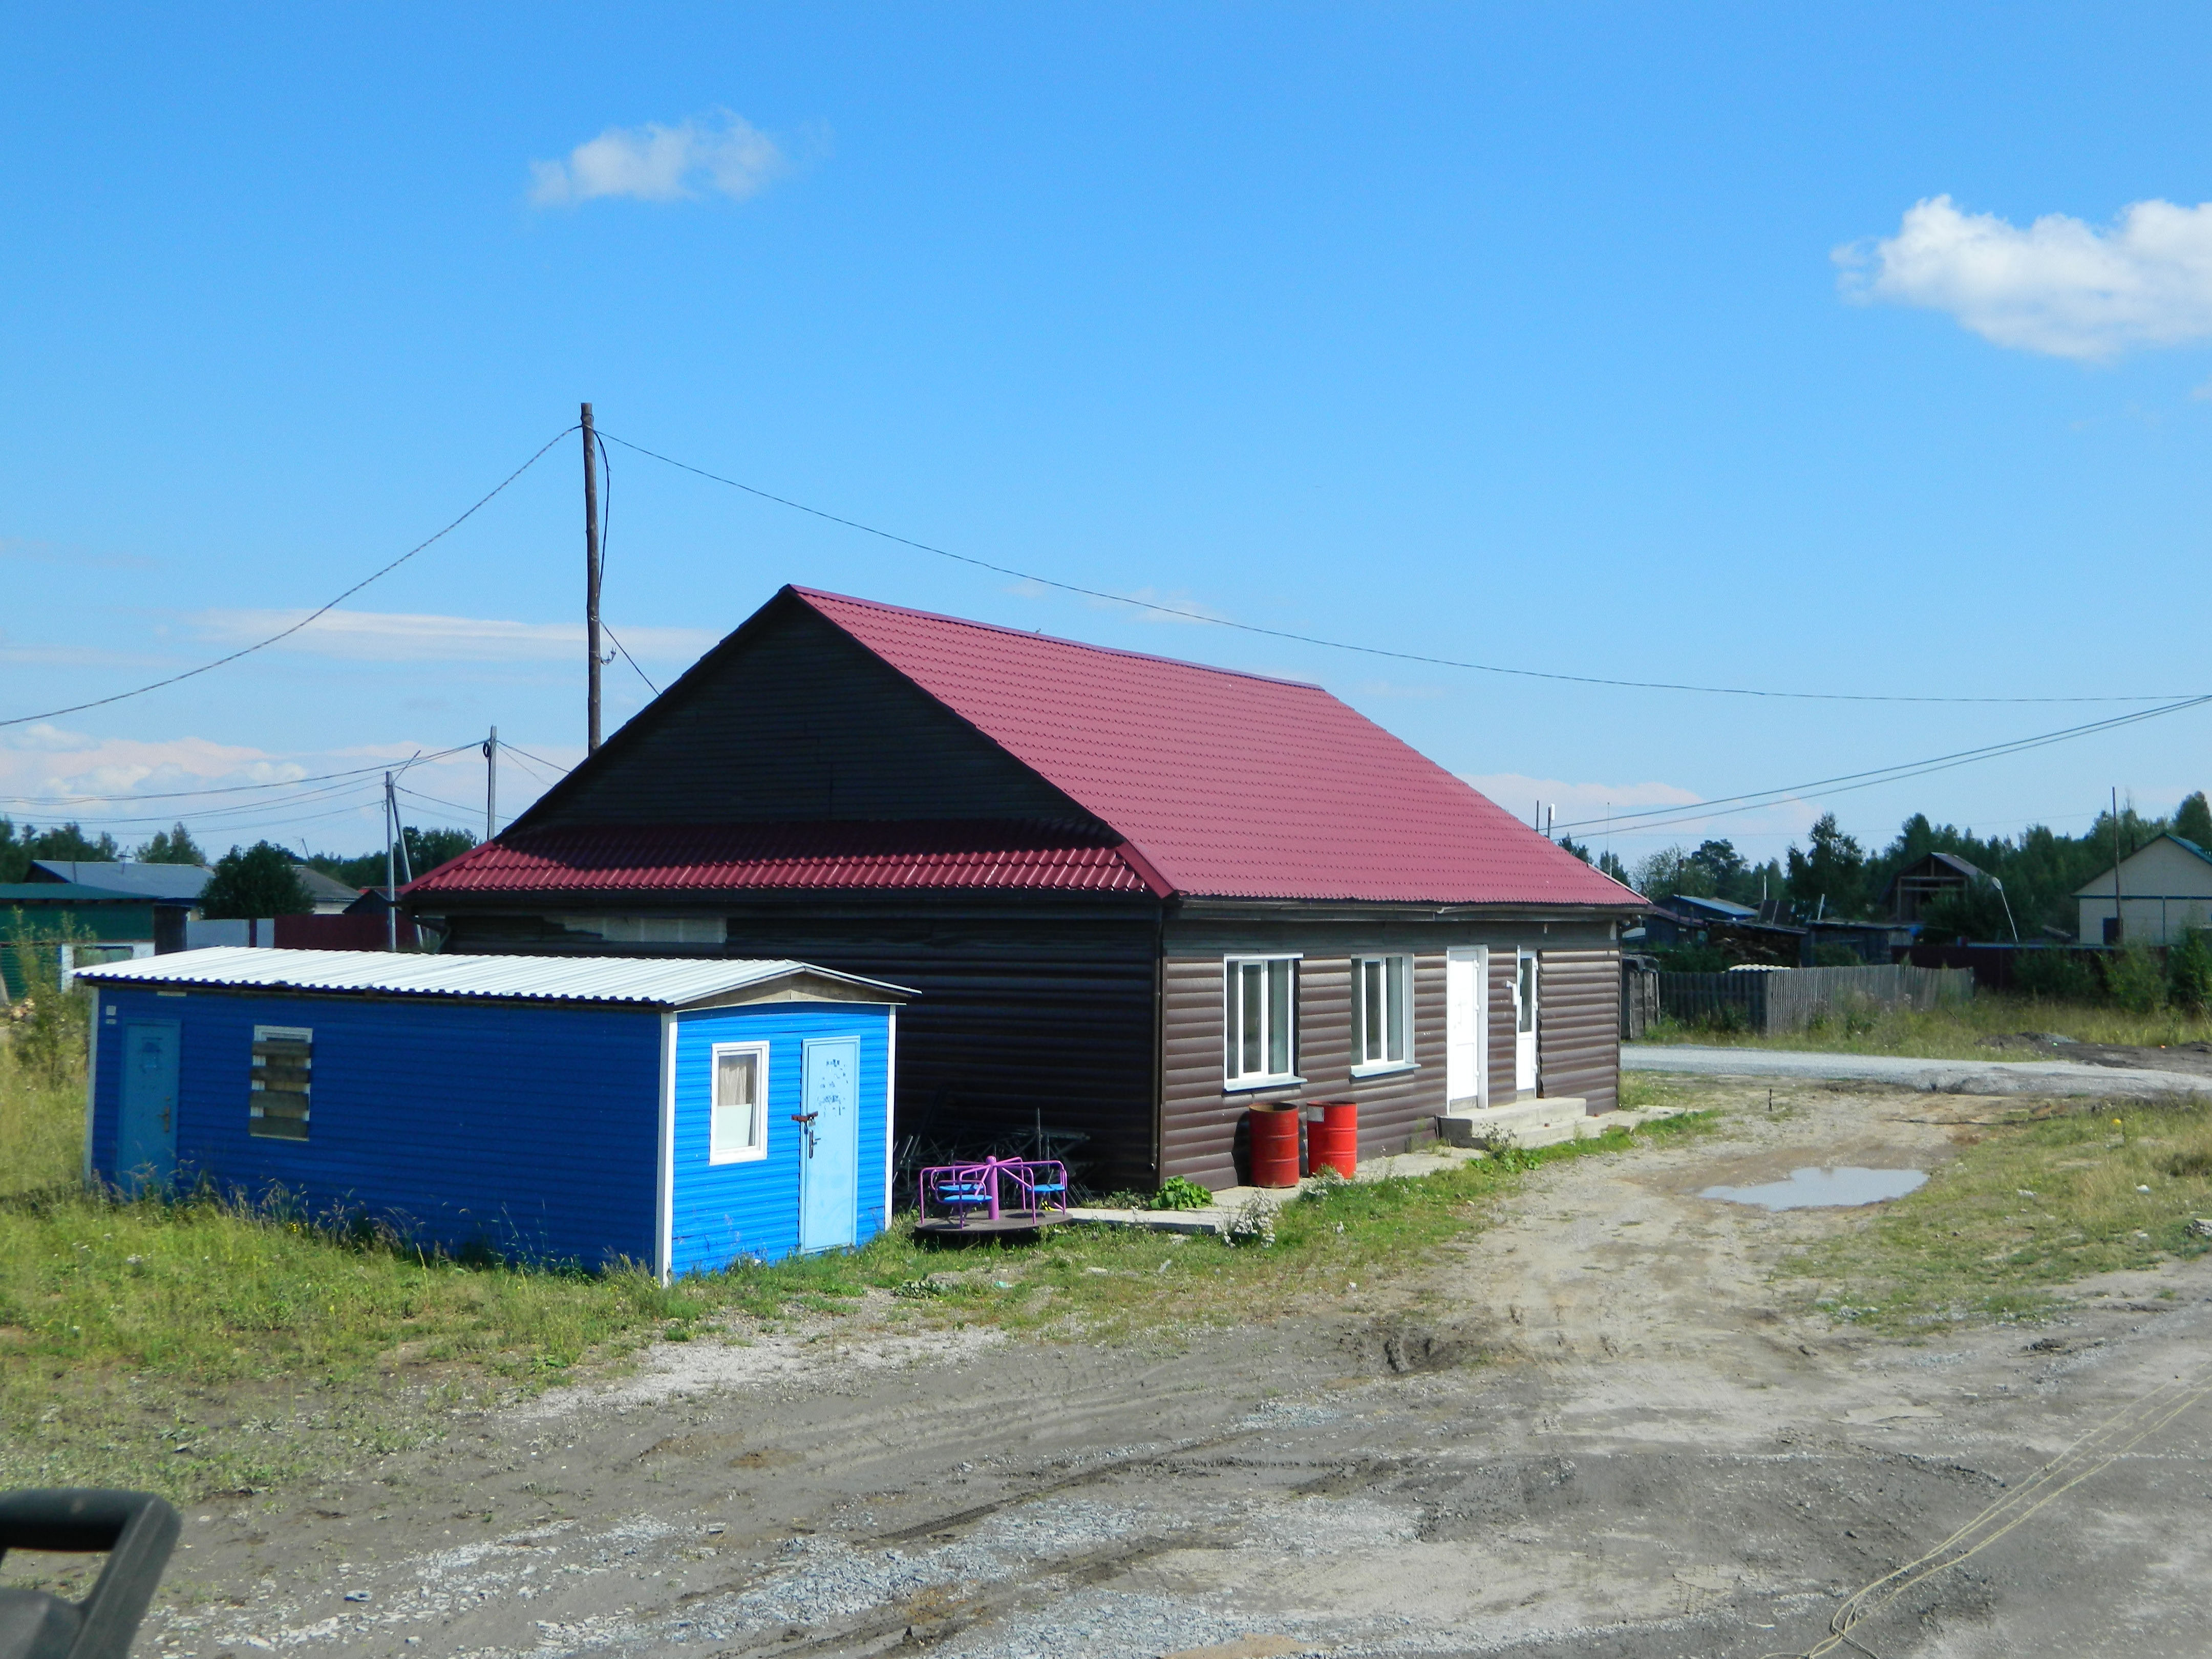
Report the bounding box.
[0,883,184,1002]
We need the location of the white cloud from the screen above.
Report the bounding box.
[187,609,717,665]
[1837,195,2212,360]
[528,111,784,207]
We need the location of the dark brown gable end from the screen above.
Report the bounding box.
[516,589,1101,833]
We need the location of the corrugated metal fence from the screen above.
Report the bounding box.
[1639,964,1972,1036]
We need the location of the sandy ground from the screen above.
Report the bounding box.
[51,1082,2212,1658]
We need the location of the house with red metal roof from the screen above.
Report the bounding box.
[407,586,1642,1193]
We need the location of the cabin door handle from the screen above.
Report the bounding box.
[790,1112,818,1155]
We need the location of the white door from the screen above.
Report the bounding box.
[1445,947,1487,1109]
[1514,950,1539,1095]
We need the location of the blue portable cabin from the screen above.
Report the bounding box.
[78,948,913,1278]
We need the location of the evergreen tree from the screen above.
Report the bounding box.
[200,842,313,919]
[135,823,207,865]
[1785,813,1868,917]
[2176,792,2212,848]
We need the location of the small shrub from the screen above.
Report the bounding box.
[2165,1149,2212,1179]
[1694,1002,1749,1035]
[2107,944,2168,1015]
[2014,948,2101,1003]
[2171,930,2212,1014]
[1220,1194,1277,1247]
[6,915,91,1089]
[1150,1175,1215,1211]
[1812,943,1862,967]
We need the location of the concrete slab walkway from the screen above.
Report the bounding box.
[1067,1102,1688,1234]
[1625,1041,2212,1097]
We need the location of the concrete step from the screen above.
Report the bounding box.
[1435,1096,1590,1150]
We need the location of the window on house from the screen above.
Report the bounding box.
[555,916,726,945]
[250,1025,312,1141]
[710,1043,770,1163]
[1224,956,1300,1087]
[1354,955,1413,1071]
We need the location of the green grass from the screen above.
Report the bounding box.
[1,1035,81,1198]
[1,1034,1707,1497]
[1641,992,2212,1060]
[1782,1097,2212,1331]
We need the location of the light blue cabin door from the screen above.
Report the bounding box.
[797,1037,860,1252]
[117,1022,180,1192]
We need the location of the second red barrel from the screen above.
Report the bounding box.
[1305,1100,1359,1178]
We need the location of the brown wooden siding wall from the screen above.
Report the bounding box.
[1537,947,1621,1112]
[1161,952,1449,1188]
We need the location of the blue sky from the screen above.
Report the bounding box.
[6,5,2212,869]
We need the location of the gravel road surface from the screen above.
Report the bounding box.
[48,1081,2212,1659]
[1625,1041,2212,1097]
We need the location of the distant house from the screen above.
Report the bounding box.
[0,882,182,997]
[407,585,1643,1192]
[32,858,358,914]
[2075,835,2212,945]
[1883,853,1985,924]
[295,866,363,914]
[28,860,212,903]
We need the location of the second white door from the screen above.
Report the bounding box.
[1514,950,1539,1095]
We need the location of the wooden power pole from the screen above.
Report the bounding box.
[583,402,602,753]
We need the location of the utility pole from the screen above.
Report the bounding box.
[384,771,398,953]
[583,402,602,753]
[2112,785,2125,945]
[482,726,498,842]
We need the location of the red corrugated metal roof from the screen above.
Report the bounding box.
[412,821,1161,897]
[790,589,1637,906]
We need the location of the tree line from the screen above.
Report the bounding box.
[1,817,477,916]
[1561,793,2212,942]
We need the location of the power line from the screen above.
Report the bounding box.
[499,742,571,777]
[0,744,478,810]
[1552,694,2212,839]
[1,428,576,730]
[598,428,2187,707]
[600,621,662,695]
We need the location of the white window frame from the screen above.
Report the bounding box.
[1223,954,1303,1091]
[708,1041,771,1165]
[1351,954,1416,1077]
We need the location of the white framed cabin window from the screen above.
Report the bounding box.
[1224,955,1302,1090]
[709,1043,770,1164]
[1352,954,1415,1076]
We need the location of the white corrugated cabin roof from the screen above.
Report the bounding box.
[77,947,913,1008]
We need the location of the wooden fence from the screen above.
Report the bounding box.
[1635,964,1972,1037]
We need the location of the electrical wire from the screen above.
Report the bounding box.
[600,621,662,695]
[1,428,576,731]
[0,744,479,810]
[1549,694,2212,839]
[585,433,662,697]
[499,742,572,777]
[597,428,2189,707]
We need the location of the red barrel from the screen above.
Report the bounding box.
[1306,1099,1358,1178]
[1247,1103,1302,1188]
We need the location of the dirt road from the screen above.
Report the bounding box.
[107,1086,2212,1658]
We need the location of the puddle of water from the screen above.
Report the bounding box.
[1701,1166,1928,1210]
